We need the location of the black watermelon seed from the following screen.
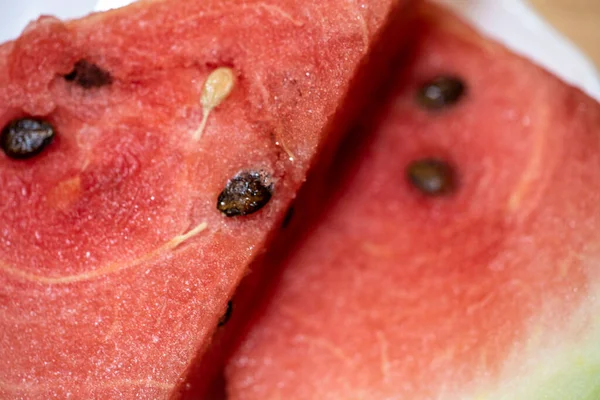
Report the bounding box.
[281,206,295,229]
[1,118,55,159]
[217,171,272,217]
[407,159,455,196]
[64,59,112,89]
[218,301,233,327]
[417,76,465,110]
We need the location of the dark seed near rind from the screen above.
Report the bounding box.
[407,159,455,196]
[282,206,295,229]
[1,118,55,159]
[218,301,233,327]
[217,171,273,217]
[417,76,465,110]
[64,59,113,89]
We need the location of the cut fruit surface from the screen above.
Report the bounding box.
[0,0,413,398]
[226,3,600,399]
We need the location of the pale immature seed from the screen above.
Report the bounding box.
[194,67,236,140]
[201,67,236,110]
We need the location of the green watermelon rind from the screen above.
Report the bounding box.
[469,281,600,400]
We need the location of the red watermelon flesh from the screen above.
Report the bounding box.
[0,0,414,398]
[226,3,600,399]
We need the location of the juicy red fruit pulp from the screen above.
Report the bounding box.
[225,4,600,400]
[0,0,415,398]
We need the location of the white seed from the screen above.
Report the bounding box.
[201,67,236,109]
[194,67,236,141]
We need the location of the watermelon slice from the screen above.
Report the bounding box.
[0,0,415,398]
[226,3,600,399]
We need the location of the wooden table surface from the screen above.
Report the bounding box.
[531,0,600,67]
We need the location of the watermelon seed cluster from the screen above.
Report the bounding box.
[406,76,463,196]
[1,117,55,159]
[194,67,236,140]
